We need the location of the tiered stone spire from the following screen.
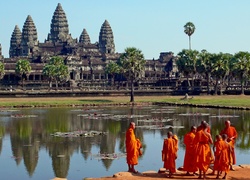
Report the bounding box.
[9,25,22,57]
[79,29,90,45]
[98,20,115,54]
[21,15,38,56]
[48,3,69,42]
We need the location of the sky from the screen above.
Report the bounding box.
[1,0,250,59]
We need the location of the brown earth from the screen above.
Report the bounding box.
[84,164,250,180]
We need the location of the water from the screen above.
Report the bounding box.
[0,105,249,180]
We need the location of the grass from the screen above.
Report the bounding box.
[0,95,250,108]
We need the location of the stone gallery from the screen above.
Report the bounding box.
[0,3,176,89]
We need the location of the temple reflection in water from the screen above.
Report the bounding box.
[0,106,249,179]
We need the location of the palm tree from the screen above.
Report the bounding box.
[105,61,120,86]
[43,56,69,91]
[197,50,214,94]
[184,22,195,50]
[177,49,199,89]
[42,65,56,91]
[233,51,250,95]
[118,47,145,102]
[0,62,5,81]
[211,53,232,95]
[15,59,31,89]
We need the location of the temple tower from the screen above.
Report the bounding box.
[21,15,38,57]
[9,25,22,57]
[98,20,115,54]
[47,3,69,42]
[79,29,90,45]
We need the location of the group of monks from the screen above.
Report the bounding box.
[125,120,237,179]
[181,120,237,179]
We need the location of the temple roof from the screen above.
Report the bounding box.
[79,29,91,44]
[99,20,115,54]
[21,15,38,45]
[48,3,69,42]
[10,25,22,47]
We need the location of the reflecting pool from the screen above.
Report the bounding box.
[0,105,249,180]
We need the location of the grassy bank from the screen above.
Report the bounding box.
[0,95,250,108]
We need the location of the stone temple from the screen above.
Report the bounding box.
[0,3,177,90]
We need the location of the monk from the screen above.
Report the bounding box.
[194,122,213,179]
[183,126,197,175]
[126,122,142,173]
[212,134,221,175]
[214,134,230,179]
[162,131,178,178]
[197,120,211,134]
[220,120,237,170]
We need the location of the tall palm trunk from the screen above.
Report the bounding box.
[206,72,210,95]
[130,79,134,102]
[189,36,191,50]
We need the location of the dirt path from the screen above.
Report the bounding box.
[86,165,250,180]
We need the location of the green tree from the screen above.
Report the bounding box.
[211,53,232,95]
[118,47,145,102]
[233,51,250,95]
[15,59,31,89]
[43,56,69,90]
[105,61,120,86]
[177,49,199,89]
[184,22,195,50]
[0,61,5,81]
[197,49,214,94]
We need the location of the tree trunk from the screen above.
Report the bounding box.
[189,36,191,50]
[130,79,134,102]
[56,80,58,91]
[214,78,218,95]
[241,78,244,95]
[206,72,210,95]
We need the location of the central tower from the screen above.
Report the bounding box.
[47,3,69,43]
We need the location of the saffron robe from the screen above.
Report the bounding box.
[183,131,197,172]
[213,138,220,170]
[162,137,178,173]
[126,127,141,165]
[194,130,212,172]
[214,139,230,173]
[220,126,237,164]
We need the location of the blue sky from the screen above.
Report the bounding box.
[1,0,250,59]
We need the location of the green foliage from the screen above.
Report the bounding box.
[118,47,145,81]
[43,56,69,88]
[15,59,31,77]
[0,61,5,79]
[184,22,195,36]
[118,47,145,102]
[105,61,120,75]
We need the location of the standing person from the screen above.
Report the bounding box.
[183,126,197,175]
[197,120,211,134]
[126,122,142,173]
[214,134,231,179]
[162,131,178,178]
[220,120,237,170]
[194,122,213,179]
[212,134,222,175]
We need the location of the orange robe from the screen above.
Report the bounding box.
[194,130,212,172]
[220,126,237,164]
[183,131,197,172]
[213,139,220,170]
[126,127,141,165]
[197,125,211,134]
[162,137,178,173]
[214,139,230,173]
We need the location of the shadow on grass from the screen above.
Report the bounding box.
[78,99,114,103]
